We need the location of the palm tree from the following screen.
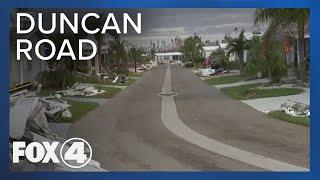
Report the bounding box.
[109,34,126,70]
[182,34,202,68]
[216,48,229,71]
[254,8,309,82]
[128,46,143,73]
[227,30,250,75]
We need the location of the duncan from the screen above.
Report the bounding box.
[16,12,141,61]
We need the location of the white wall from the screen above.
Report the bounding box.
[10,35,47,85]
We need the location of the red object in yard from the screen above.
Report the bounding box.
[283,37,294,55]
[204,56,217,68]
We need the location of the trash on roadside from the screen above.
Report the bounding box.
[118,75,129,84]
[199,68,216,77]
[141,63,153,70]
[41,94,72,121]
[280,100,310,118]
[9,84,105,171]
[56,83,106,97]
[112,75,119,83]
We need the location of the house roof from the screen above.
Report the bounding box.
[219,43,228,49]
[202,46,220,51]
[155,52,183,56]
[244,32,263,40]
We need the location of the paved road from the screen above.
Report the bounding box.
[68,64,309,171]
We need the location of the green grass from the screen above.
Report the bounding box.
[268,110,309,127]
[93,86,122,98]
[205,75,248,85]
[103,77,136,86]
[59,100,99,123]
[129,72,144,77]
[221,83,304,100]
[80,75,137,86]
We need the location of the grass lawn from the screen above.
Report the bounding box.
[93,85,122,98]
[39,86,121,99]
[129,72,144,77]
[79,75,137,86]
[268,110,309,127]
[205,75,248,85]
[59,100,99,123]
[221,83,304,100]
[103,77,136,86]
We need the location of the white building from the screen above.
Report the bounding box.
[154,52,183,63]
[10,11,48,85]
[202,46,220,59]
[82,36,108,75]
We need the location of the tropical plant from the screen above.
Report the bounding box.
[128,46,143,73]
[108,35,127,70]
[262,31,287,83]
[181,34,203,68]
[36,70,78,89]
[226,29,250,75]
[245,37,267,77]
[212,48,229,70]
[254,8,309,82]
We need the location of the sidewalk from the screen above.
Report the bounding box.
[212,79,309,113]
[241,89,310,113]
[64,97,108,105]
[214,78,269,89]
[80,83,127,90]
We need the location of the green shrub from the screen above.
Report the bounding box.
[269,53,287,83]
[184,62,194,68]
[226,61,240,70]
[116,67,130,75]
[78,75,101,84]
[36,70,78,89]
[245,38,267,77]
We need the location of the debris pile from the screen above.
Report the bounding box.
[199,64,229,77]
[141,63,154,70]
[280,100,310,118]
[56,83,106,97]
[199,68,216,77]
[9,84,105,171]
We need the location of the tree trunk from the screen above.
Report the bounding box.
[191,52,196,69]
[238,52,244,75]
[134,57,137,73]
[95,38,101,75]
[298,27,307,82]
[116,54,120,68]
[239,63,244,75]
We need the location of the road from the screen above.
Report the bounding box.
[68,64,309,171]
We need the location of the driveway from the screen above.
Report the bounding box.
[68,64,309,171]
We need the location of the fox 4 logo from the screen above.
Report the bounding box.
[12,138,92,168]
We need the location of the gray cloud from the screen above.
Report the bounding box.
[15,8,263,43]
[131,8,263,42]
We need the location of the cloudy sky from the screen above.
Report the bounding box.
[14,8,266,45]
[127,8,265,42]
